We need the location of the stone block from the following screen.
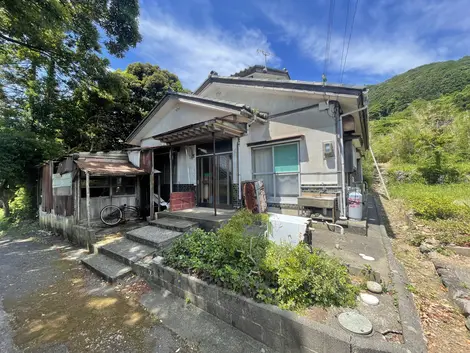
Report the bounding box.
[241,298,282,334]
[162,266,177,285]
[232,314,264,343]
[216,287,245,316]
[280,313,350,353]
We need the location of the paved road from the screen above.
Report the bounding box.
[0,233,273,353]
[0,235,194,353]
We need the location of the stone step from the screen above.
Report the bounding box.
[81,253,132,282]
[126,226,183,250]
[148,217,198,232]
[99,238,156,266]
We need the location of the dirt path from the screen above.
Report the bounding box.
[0,235,196,353]
[378,195,470,353]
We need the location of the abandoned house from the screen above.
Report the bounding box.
[38,65,369,242]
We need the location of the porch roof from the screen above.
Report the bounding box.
[151,117,246,146]
[75,160,148,176]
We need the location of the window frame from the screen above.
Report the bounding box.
[80,175,136,198]
[251,142,300,200]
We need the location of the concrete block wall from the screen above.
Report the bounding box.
[133,257,413,353]
[170,191,195,211]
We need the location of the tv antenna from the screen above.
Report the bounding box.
[257,49,272,71]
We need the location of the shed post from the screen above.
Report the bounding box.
[212,132,217,216]
[150,149,155,220]
[157,173,161,213]
[169,146,173,194]
[85,171,91,228]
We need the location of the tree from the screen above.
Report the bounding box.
[0,128,61,217]
[62,63,188,151]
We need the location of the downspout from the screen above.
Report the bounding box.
[339,105,368,220]
[237,137,241,206]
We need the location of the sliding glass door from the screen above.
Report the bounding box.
[197,153,232,208]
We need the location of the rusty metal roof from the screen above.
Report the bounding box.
[75,160,147,176]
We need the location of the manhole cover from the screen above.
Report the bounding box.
[338,312,373,335]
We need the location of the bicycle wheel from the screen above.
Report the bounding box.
[100,205,122,226]
[123,206,140,221]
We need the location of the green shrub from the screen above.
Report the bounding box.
[9,187,35,221]
[164,210,358,311]
[263,243,358,310]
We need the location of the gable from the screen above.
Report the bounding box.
[130,99,240,147]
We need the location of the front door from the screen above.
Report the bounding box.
[197,153,232,208]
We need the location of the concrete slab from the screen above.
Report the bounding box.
[149,217,198,232]
[99,238,156,266]
[81,253,132,282]
[157,207,235,231]
[126,226,183,249]
[311,228,389,281]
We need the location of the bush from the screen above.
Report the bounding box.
[9,187,35,221]
[164,210,358,311]
[263,243,358,310]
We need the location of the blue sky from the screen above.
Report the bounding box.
[105,0,470,90]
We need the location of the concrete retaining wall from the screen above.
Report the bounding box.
[134,257,414,353]
[39,209,96,247]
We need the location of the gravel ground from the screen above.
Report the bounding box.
[0,233,197,353]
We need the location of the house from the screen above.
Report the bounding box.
[38,65,369,242]
[126,65,369,221]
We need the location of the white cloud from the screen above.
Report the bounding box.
[138,8,279,90]
[261,0,468,82]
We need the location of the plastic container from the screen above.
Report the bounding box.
[348,190,363,220]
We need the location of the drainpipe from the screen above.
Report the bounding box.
[237,137,241,206]
[339,105,368,220]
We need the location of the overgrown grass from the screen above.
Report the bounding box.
[390,183,470,245]
[163,209,358,311]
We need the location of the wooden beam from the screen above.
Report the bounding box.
[150,149,155,220]
[85,171,91,228]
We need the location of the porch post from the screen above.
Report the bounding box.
[212,132,217,216]
[157,173,161,212]
[150,148,155,220]
[85,171,91,228]
[169,146,173,194]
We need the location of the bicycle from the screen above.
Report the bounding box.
[100,204,142,226]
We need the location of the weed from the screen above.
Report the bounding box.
[405,283,417,294]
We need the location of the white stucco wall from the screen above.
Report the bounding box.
[217,84,339,188]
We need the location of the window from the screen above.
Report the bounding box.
[252,143,299,198]
[80,176,136,197]
[112,177,136,195]
[80,177,110,198]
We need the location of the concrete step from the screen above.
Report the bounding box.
[81,253,132,282]
[148,217,198,232]
[126,226,183,250]
[99,238,156,266]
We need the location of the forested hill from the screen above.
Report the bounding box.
[368,56,470,119]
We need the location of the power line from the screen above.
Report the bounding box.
[322,0,336,81]
[339,0,351,77]
[340,0,359,83]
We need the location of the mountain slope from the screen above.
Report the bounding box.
[368,56,470,119]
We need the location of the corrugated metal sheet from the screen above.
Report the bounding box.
[127,150,141,168]
[75,160,147,176]
[54,195,73,216]
[140,150,153,173]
